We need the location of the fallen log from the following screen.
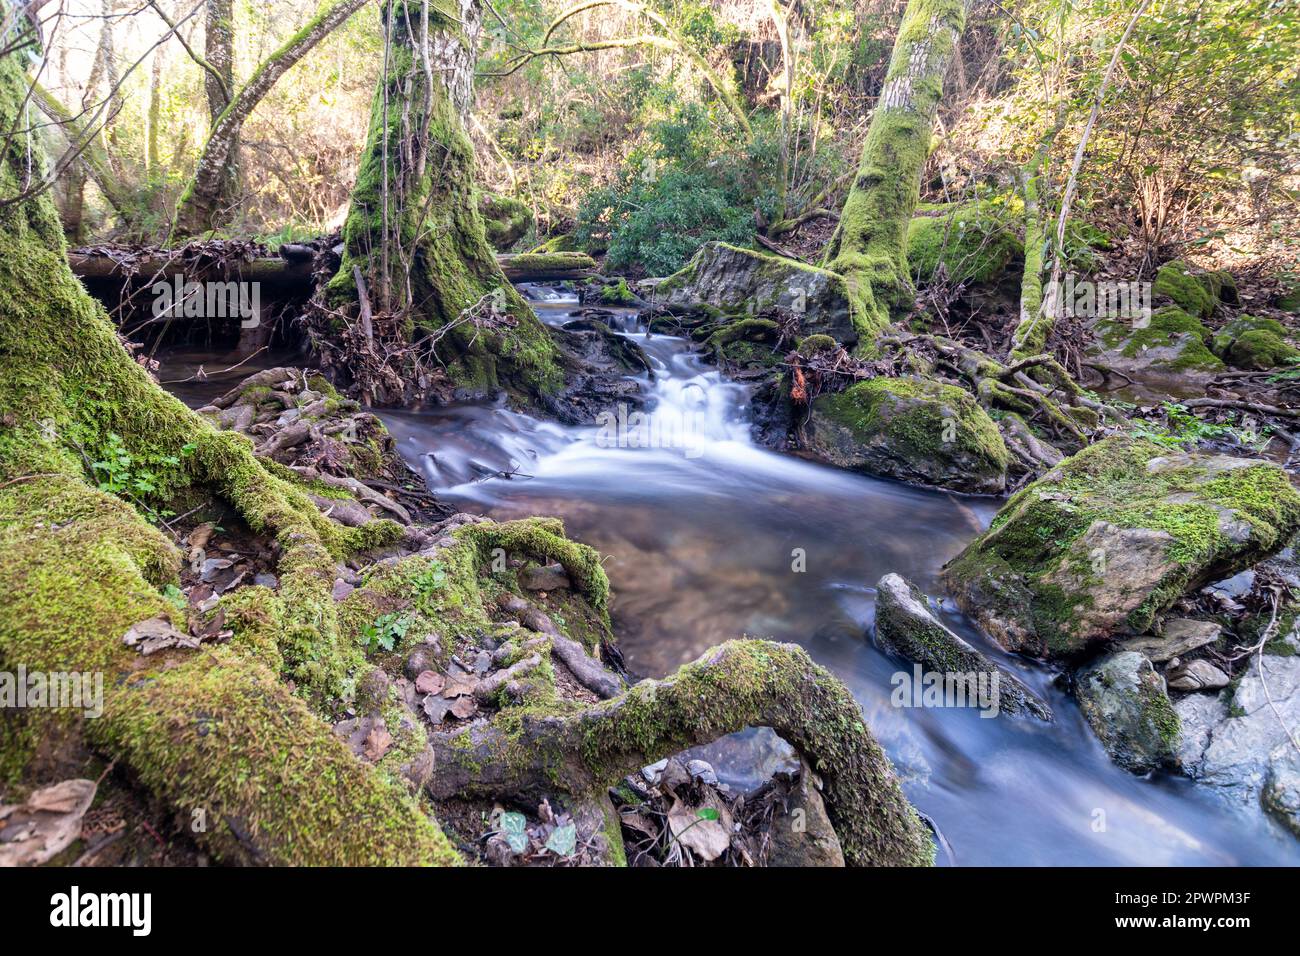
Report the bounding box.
[67,249,598,292]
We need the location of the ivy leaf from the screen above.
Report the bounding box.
[544,823,577,857]
[500,811,529,854]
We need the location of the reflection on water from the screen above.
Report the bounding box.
[155,295,1300,865]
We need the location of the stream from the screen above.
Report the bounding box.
[159,288,1300,866]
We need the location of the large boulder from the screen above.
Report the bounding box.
[1090,305,1225,377]
[1075,651,1180,774]
[650,241,860,346]
[806,377,1010,494]
[943,437,1300,660]
[1176,653,1300,835]
[874,573,1051,720]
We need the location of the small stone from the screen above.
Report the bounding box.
[1122,619,1221,663]
[686,759,718,786]
[473,650,492,675]
[253,572,279,589]
[1205,570,1255,601]
[405,646,436,680]
[641,759,668,785]
[1167,659,1230,692]
[331,578,354,601]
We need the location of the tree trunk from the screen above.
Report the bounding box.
[201,0,238,213]
[824,0,969,345]
[324,0,562,404]
[173,0,369,235]
[30,81,138,228]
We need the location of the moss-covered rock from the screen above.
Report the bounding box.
[1152,260,1229,319]
[943,437,1300,660]
[479,193,533,251]
[1091,305,1225,375]
[655,241,862,346]
[1075,651,1179,774]
[598,277,639,306]
[906,200,1021,287]
[1211,316,1298,370]
[875,573,1051,719]
[806,377,1010,494]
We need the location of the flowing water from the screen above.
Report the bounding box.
[159,289,1300,866]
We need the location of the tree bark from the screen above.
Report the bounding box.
[202,0,238,212]
[824,0,969,346]
[173,0,370,235]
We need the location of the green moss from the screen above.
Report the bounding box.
[944,436,1300,658]
[479,192,533,250]
[817,377,1009,470]
[1096,306,1223,371]
[1224,329,1297,370]
[1153,260,1218,319]
[598,277,638,305]
[906,198,1021,287]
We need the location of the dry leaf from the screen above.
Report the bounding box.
[667,797,732,862]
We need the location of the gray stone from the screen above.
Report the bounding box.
[1205,569,1255,600]
[1263,748,1300,836]
[686,759,718,786]
[652,241,858,345]
[520,562,571,591]
[766,759,846,867]
[1121,618,1221,663]
[1176,654,1300,834]
[1075,651,1180,774]
[1166,658,1230,692]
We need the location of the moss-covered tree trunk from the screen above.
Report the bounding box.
[0,23,463,863]
[325,0,562,404]
[823,0,969,341]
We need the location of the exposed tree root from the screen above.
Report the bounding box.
[424,640,934,867]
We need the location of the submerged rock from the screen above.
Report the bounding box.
[806,377,1010,494]
[1176,654,1300,834]
[650,241,859,345]
[1075,651,1180,774]
[944,436,1300,660]
[874,573,1051,720]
